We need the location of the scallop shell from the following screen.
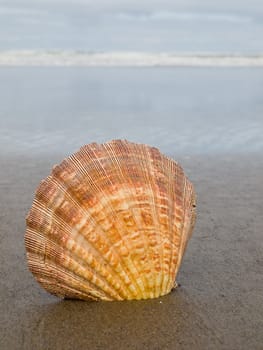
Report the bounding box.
[25,140,196,301]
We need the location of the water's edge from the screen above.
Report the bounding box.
[1,50,263,67]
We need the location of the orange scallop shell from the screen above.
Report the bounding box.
[25,140,196,301]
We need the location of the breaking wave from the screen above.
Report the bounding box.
[0,50,263,67]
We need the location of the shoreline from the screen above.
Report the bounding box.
[1,51,263,67]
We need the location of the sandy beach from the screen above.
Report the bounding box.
[0,153,262,349]
[0,67,262,349]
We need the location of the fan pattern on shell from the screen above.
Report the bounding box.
[25,140,196,301]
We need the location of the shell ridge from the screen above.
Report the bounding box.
[68,150,146,298]
[162,157,178,293]
[146,145,172,296]
[171,177,193,283]
[46,175,135,299]
[26,249,107,300]
[29,252,110,300]
[50,163,139,299]
[38,276,99,301]
[168,164,183,287]
[133,144,161,296]
[26,229,121,300]
[78,144,147,298]
[166,157,183,289]
[181,182,196,257]
[29,265,99,301]
[27,256,101,301]
[105,141,152,297]
[134,144,163,297]
[27,199,130,299]
[165,157,184,289]
[26,223,126,300]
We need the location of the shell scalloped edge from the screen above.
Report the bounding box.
[25,139,196,301]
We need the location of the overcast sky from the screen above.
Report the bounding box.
[1,0,263,11]
[0,0,262,52]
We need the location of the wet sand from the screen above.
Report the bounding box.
[1,67,263,155]
[0,153,262,349]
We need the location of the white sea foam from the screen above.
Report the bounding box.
[117,11,252,23]
[0,50,263,67]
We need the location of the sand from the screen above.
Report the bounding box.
[0,153,262,350]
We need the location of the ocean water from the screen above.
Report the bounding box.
[1,67,262,156]
[0,1,263,156]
